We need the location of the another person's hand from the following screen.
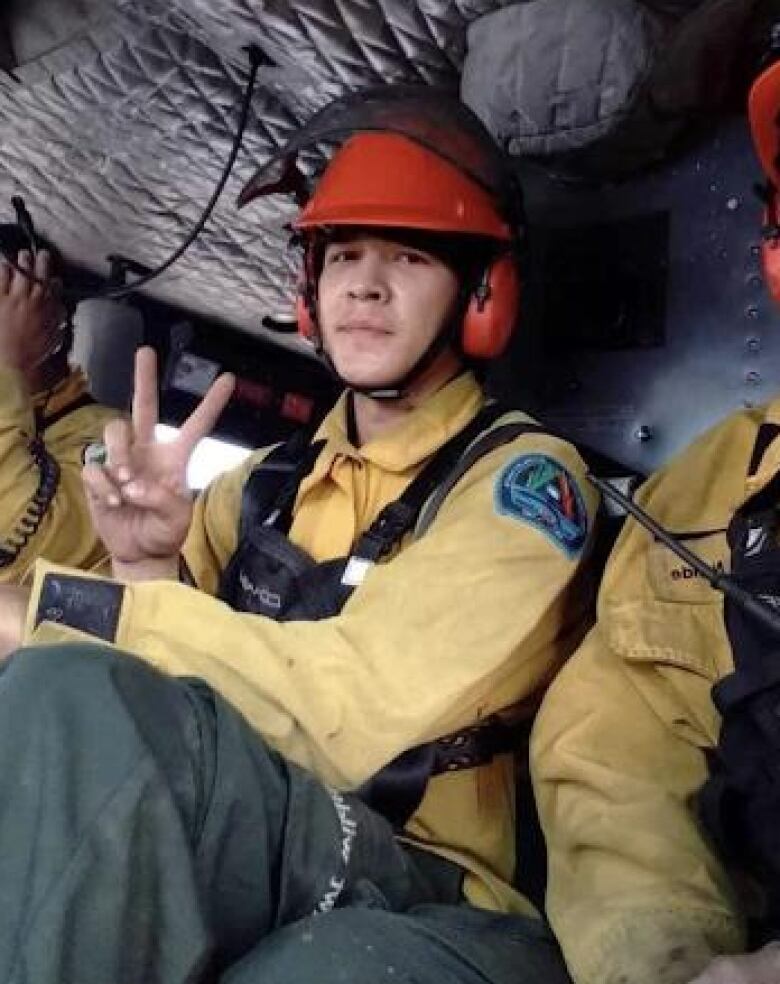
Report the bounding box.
[82,347,234,568]
[0,585,29,661]
[688,944,780,983]
[0,250,66,379]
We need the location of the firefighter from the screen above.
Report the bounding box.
[0,228,117,581]
[0,87,598,984]
[531,58,780,984]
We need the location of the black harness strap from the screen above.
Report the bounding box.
[39,392,97,431]
[749,422,780,477]
[415,417,548,538]
[237,431,323,542]
[698,424,780,934]
[348,402,513,565]
[226,405,622,829]
[737,465,780,518]
[352,409,557,827]
[358,713,538,829]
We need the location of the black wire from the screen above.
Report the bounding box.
[0,49,262,303]
[103,51,261,299]
[588,473,780,638]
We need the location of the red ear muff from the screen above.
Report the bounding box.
[762,235,780,305]
[461,253,521,359]
[762,195,780,305]
[296,240,319,341]
[295,285,317,340]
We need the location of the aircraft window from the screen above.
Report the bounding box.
[155,425,251,491]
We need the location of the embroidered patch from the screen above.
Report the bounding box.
[495,455,588,557]
[36,572,124,641]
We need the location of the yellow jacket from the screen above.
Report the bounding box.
[530,402,780,984]
[24,372,599,914]
[0,366,116,583]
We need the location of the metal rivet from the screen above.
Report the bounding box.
[746,370,762,386]
[746,336,761,352]
[634,425,653,442]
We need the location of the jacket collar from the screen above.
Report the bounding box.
[312,372,483,472]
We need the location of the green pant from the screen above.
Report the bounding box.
[0,644,569,984]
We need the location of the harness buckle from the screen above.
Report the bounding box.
[341,555,374,587]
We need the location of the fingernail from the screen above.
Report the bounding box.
[125,481,144,497]
[108,494,121,508]
[116,467,131,483]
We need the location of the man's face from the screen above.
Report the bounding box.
[316,233,460,389]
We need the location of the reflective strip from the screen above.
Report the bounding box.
[341,555,373,587]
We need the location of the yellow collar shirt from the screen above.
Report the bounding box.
[291,373,485,562]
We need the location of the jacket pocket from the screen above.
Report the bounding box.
[605,598,729,747]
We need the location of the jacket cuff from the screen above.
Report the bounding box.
[26,560,126,644]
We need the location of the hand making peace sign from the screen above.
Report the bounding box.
[82,346,235,564]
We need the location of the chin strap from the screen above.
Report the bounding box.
[311,322,454,400]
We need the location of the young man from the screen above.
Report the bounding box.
[531,59,780,984]
[0,229,117,581]
[0,88,597,984]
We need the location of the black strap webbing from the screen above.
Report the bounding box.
[415,419,547,538]
[749,422,780,477]
[351,403,531,563]
[731,422,780,522]
[37,392,97,431]
[239,403,523,558]
[237,430,321,541]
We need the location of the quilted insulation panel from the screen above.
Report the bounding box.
[0,0,511,346]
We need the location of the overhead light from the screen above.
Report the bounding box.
[155,424,252,490]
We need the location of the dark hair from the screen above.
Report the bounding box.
[315,225,502,291]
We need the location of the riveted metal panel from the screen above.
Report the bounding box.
[491,114,776,473]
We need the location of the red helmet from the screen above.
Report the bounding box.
[239,86,522,360]
[749,59,780,188]
[749,60,780,304]
[294,132,514,241]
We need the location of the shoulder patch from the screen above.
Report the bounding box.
[495,454,589,557]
